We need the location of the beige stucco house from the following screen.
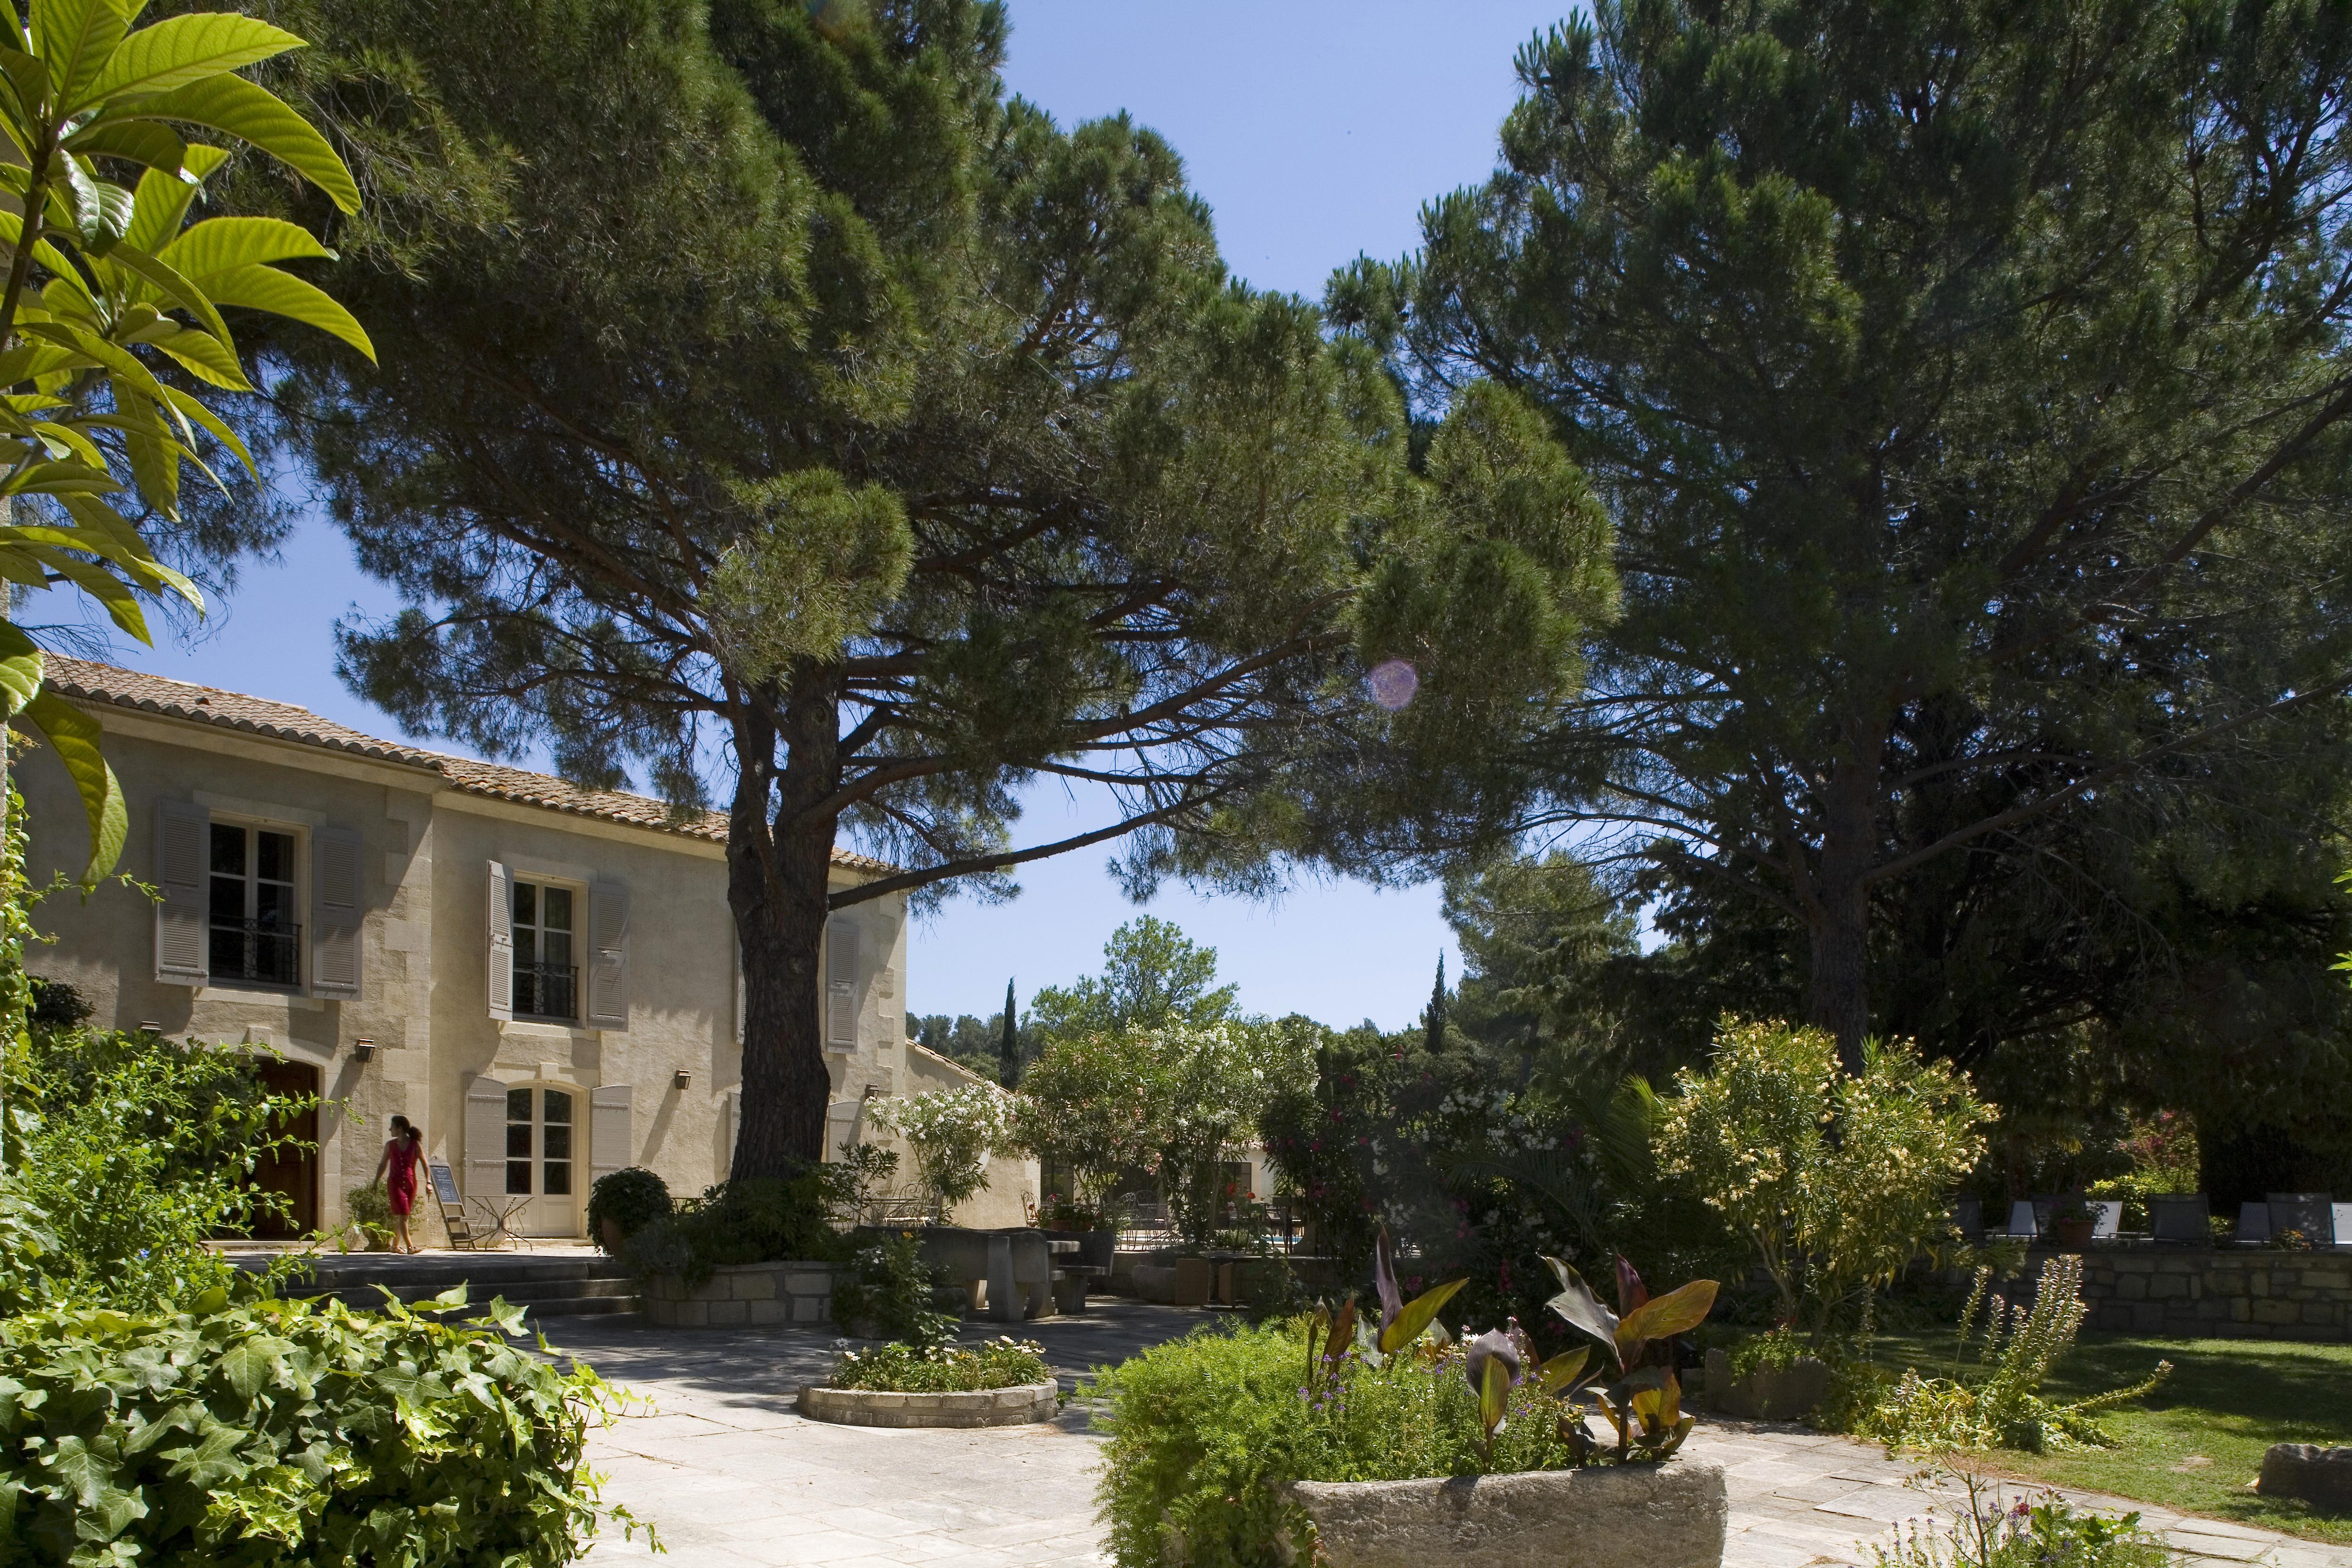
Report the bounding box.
[17,658,1033,1242]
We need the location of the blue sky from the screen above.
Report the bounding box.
[94,0,1574,1030]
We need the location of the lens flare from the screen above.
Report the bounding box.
[1366,658,1419,710]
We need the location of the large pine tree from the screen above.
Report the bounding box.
[1357,0,2352,1074]
[238,0,1614,1173]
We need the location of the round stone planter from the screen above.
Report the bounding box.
[795,1380,1059,1429]
[1287,1458,1727,1568]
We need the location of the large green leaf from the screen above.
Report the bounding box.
[202,263,374,360]
[1477,1348,1512,1437]
[1376,1275,1466,1355]
[103,72,359,213]
[1534,1344,1591,1396]
[1615,1279,1718,1352]
[63,117,185,174]
[120,162,200,254]
[81,12,305,109]
[101,238,237,353]
[31,0,132,114]
[0,622,44,719]
[160,215,335,281]
[19,685,127,885]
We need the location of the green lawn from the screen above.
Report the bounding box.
[1850,1330,2352,1545]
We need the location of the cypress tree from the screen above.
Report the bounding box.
[998,977,1020,1090]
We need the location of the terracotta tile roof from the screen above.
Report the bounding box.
[42,656,900,873]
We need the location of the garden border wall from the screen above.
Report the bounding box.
[638,1262,836,1328]
[2013,1248,2352,1342]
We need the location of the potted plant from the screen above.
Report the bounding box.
[344,1184,396,1252]
[1703,1326,1830,1421]
[1274,1237,1729,1568]
[2048,1194,2096,1251]
[588,1166,673,1254]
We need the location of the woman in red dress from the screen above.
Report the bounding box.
[372,1114,426,1253]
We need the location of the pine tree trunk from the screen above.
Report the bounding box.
[727,675,842,1181]
[1805,754,1878,1077]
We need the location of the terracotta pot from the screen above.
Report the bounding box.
[600,1216,628,1254]
[2052,1217,2095,1250]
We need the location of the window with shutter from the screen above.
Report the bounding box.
[464,1074,509,1201]
[586,882,629,1030]
[311,826,363,1000]
[486,863,514,1022]
[154,800,210,985]
[825,915,859,1051]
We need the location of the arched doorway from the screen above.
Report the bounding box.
[503,1084,580,1236]
[246,1057,320,1239]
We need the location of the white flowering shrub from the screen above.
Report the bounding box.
[1657,1019,1992,1337]
[869,1084,1010,1211]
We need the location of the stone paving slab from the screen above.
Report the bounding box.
[536,1305,2352,1568]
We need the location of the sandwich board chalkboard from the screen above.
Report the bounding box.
[429,1162,463,1207]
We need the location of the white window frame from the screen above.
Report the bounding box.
[204,815,307,996]
[510,874,583,1024]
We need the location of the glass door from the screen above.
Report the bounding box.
[503,1086,579,1236]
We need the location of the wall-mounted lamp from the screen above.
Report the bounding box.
[673,1068,693,1090]
[136,1020,162,1033]
[352,1037,377,1063]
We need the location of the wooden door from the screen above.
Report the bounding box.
[246,1058,319,1239]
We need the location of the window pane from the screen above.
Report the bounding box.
[254,881,292,929]
[515,925,539,966]
[210,823,245,875]
[255,830,294,884]
[507,1088,531,1122]
[543,1124,571,1161]
[209,875,243,923]
[543,1090,572,1124]
[506,1160,532,1194]
[506,1124,531,1158]
[543,929,572,968]
[542,886,572,933]
[543,1161,572,1197]
[513,880,536,928]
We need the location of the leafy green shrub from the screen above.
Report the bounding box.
[1658,1020,1991,1341]
[0,1285,644,1566]
[1093,1319,1581,1568]
[832,1230,956,1348]
[587,1166,672,1252]
[829,1337,1049,1392]
[621,1172,850,1285]
[1859,1259,2170,1453]
[1871,1466,2170,1568]
[343,1184,394,1249]
[1,1023,316,1308]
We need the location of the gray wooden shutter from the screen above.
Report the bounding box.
[464,1074,508,1200]
[485,862,514,1022]
[589,1085,632,1187]
[310,826,363,1000]
[154,799,209,985]
[825,915,858,1050]
[586,882,629,1030]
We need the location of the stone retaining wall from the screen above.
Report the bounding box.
[2015,1248,2352,1341]
[796,1381,1057,1429]
[639,1261,837,1328]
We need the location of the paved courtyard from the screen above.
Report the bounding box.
[536,1303,2352,1568]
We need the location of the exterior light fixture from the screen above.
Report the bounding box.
[137,1020,162,1032]
[352,1037,377,1062]
[673,1068,693,1090]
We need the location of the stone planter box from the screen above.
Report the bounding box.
[1288,1458,1727,1568]
[1041,1228,1116,1271]
[638,1261,837,1328]
[1703,1348,1830,1420]
[796,1380,1058,1429]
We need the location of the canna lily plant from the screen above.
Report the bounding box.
[1536,1254,1718,1463]
[0,0,371,881]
